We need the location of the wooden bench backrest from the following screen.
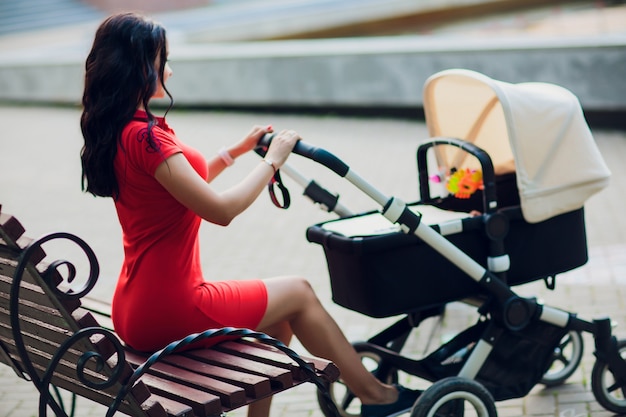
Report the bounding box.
[0,206,161,416]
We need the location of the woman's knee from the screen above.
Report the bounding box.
[292,277,324,310]
[266,275,315,300]
[260,276,318,324]
[289,276,316,298]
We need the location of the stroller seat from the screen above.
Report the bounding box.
[317,204,471,238]
[307,203,587,318]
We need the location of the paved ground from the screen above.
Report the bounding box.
[0,105,625,417]
[0,2,625,416]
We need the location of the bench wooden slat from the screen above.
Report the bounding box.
[185,348,294,389]
[0,300,87,350]
[0,259,80,312]
[216,339,318,382]
[0,272,77,313]
[140,373,223,417]
[161,353,273,398]
[145,394,194,417]
[127,352,272,399]
[0,295,81,339]
[131,354,247,408]
[142,401,170,417]
[0,213,45,266]
[0,261,77,309]
[0,212,26,247]
[226,339,341,382]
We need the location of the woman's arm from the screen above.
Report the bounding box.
[205,125,272,183]
[154,128,299,226]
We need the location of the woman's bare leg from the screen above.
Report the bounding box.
[247,321,293,417]
[257,276,398,406]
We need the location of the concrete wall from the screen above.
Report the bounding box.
[165,35,626,111]
[1,34,624,113]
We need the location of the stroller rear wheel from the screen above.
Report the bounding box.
[316,348,398,417]
[591,338,626,414]
[540,330,584,387]
[411,377,497,417]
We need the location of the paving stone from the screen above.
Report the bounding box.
[1,98,625,417]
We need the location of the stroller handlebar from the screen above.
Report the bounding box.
[257,133,350,178]
[257,131,517,300]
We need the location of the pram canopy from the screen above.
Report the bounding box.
[423,69,611,223]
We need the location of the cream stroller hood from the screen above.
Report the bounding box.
[423,69,611,223]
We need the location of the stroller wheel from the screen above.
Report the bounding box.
[316,348,398,417]
[591,338,626,414]
[540,330,584,387]
[411,377,497,417]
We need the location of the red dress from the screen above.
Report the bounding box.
[111,110,267,352]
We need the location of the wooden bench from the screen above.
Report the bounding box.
[0,205,339,417]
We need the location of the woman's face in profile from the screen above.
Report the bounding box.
[153,45,172,100]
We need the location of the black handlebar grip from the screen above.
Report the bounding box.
[257,133,350,177]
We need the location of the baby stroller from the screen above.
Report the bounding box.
[258,69,625,417]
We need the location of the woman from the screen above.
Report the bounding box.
[80,12,419,417]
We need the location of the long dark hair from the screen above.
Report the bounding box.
[80,12,173,198]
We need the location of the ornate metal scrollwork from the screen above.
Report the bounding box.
[38,232,100,300]
[10,232,102,417]
[39,326,127,417]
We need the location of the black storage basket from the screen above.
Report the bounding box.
[421,319,569,401]
[306,207,588,318]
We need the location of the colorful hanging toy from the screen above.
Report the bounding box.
[445,168,484,199]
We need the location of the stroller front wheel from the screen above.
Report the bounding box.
[411,377,497,417]
[591,338,626,414]
[540,330,584,387]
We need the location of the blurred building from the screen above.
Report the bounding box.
[83,0,211,13]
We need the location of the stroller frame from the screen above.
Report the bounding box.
[258,132,626,416]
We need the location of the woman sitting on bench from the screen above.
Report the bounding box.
[79,12,419,417]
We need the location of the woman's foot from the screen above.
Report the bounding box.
[361,385,421,417]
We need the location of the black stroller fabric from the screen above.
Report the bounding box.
[424,319,569,401]
[479,320,568,400]
[307,207,587,318]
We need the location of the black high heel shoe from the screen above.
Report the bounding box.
[361,385,422,417]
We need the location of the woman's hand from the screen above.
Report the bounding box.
[264,129,300,168]
[233,124,274,156]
